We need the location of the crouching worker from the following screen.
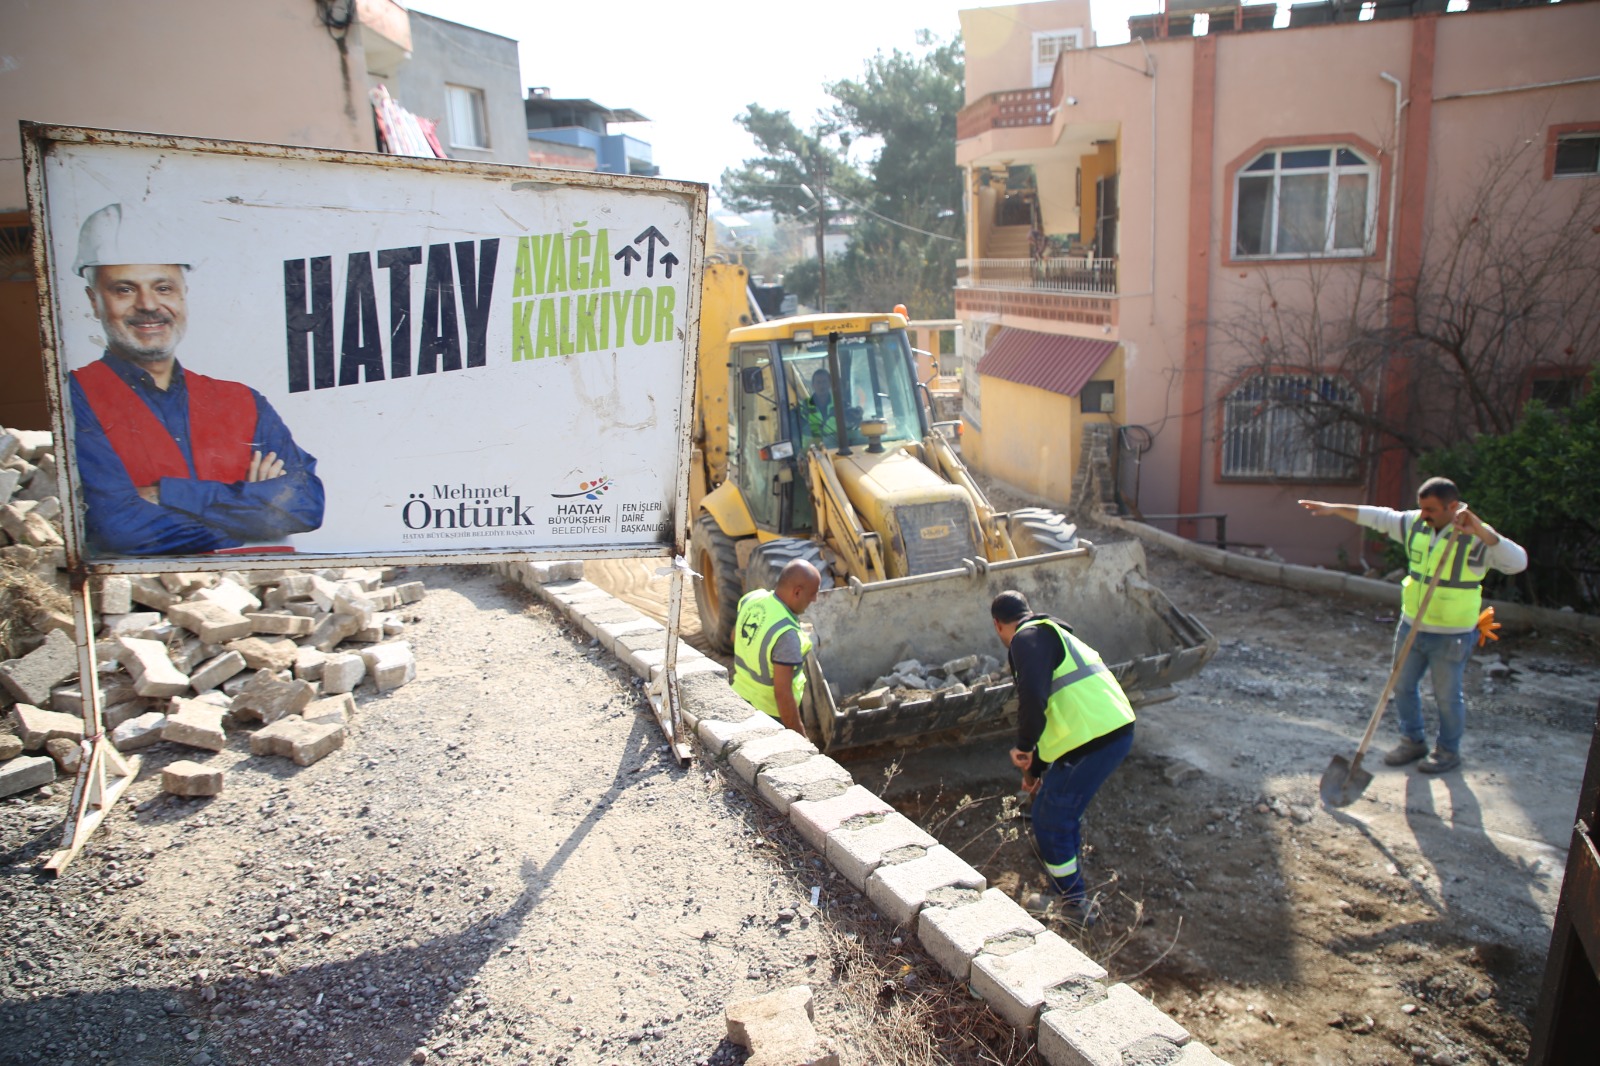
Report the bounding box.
[731,560,822,734]
[991,589,1135,925]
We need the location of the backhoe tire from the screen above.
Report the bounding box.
[1010,507,1081,555]
[744,538,836,597]
[690,514,744,654]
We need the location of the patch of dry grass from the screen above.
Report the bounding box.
[0,561,69,658]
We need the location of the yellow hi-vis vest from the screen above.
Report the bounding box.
[731,589,811,718]
[1400,514,1489,631]
[1019,617,1136,762]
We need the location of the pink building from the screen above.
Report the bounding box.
[956,0,1600,566]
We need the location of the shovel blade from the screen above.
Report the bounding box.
[1320,754,1373,808]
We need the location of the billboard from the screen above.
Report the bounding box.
[24,125,706,572]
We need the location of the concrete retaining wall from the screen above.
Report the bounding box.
[492,559,1235,1066]
[1097,515,1600,640]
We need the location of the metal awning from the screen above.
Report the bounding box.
[974,329,1118,397]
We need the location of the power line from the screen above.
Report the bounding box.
[725,181,960,243]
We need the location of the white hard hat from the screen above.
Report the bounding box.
[71,203,192,279]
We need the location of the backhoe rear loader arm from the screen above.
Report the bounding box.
[923,430,1020,560]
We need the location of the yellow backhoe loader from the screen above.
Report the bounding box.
[688,263,1214,751]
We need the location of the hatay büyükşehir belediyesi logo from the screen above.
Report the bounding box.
[551,476,611,501]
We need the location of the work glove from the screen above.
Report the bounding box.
[1476,606,1501,647]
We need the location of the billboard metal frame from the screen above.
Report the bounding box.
[22,123,707,869]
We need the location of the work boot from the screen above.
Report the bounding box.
[1061,896,1100,929]
[1418,748,1460,774]
[1383,738,1429,766]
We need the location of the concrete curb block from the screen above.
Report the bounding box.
[1098,515,1600,639]
[493,559,1236,1065]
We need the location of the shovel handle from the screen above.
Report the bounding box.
[1350,527,1461,761]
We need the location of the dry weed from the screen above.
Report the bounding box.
[0,561,69,658]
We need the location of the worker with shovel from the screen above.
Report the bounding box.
[991,590,1135,925]
[1300,478,1526,776]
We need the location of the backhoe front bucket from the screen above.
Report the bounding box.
[800,540,1216,752]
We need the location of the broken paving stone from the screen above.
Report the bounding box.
[941,654,979,674]
[93,575,133,615]
[361,642,415,693]
[293,647,328,681]
[392,581,426,604]
[304,693,354,726]
[1,629,81,705]
[103,700,151,730]
[161,699,228,752]
[162,759,224,797]
[230,672,315,724]
[245,611,314,636]
[166,601,253,644]
[192,579,260,615]
[1163,758,1204,786]
[0,734,22,760]
[225,636,298,672]
[309,612,360,653]
[250,716,345,766]
[0,755,55,798]
[12,703,85,750]
[128,576,180,611]
[118,636,191,698]
[46,736,81,774]
[320,653,366,694]
[110,711,167,752]
[189,650,247,693]
[856,687,891,709]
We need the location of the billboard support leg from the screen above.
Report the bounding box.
[45,573,141,876]
[647,561,691,766]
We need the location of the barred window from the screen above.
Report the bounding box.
[1221,374,1363,481]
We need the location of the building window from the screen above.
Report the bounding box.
[1552,133,1600,178]
[1220,373,1363,481]
[1032,29,1082,87]
[445,85,488,149]
[1233,146,1375,258]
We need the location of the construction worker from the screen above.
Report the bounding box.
[731,560,822,734]
[803,368,837,440]
[1300,478,1527,773]
[991,589,1135,925]
[68,202,324,555]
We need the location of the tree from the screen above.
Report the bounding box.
[1424,374,1600,609]
[718,32,964,317]
[719,106,861,311]
[826,30,965,317]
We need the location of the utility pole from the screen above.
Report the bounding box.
[814,177,828,313]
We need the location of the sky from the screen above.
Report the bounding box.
[406,0,1163,199]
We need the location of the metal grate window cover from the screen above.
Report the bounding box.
[1221,373,1363,481]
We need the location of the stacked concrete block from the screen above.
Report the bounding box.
[110,711,168,751]
[826,811,938,890]
[865,844,985,927]
[118,637,191,698]
[1036,983,1194,1066]
[969,931,1108,1031]
[0,755,55,798]
[230,671,315,724]
[320,652,366,694]
[788,785,894,852]
[166,601,253,644]
[728,729,818,785]
[1,629,80,705]
[11,703,85,750]
[161,698,228,752]
[189,650,246,693]
[919,889,1045,982]
[360,642,415,692]
[755,755,853,814]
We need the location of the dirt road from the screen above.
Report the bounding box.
[584,523,1597,1065]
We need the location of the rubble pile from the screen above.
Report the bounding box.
[842,653,1008,708]
[0,425,423,802]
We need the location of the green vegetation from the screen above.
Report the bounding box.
[1423,375,1600,609]
[719,31,964,318]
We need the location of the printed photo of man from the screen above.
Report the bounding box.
[67,203,325,555]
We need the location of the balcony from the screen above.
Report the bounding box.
[958,256,1117,295]
[956,88,1054,141]
[956,257,1118,329]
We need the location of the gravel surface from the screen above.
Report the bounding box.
[0,566,944,1066]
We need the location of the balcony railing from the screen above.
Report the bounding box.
[957,257,1118,296]
[956,88,1054,141]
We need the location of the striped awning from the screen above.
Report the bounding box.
[974,329,1118,398]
